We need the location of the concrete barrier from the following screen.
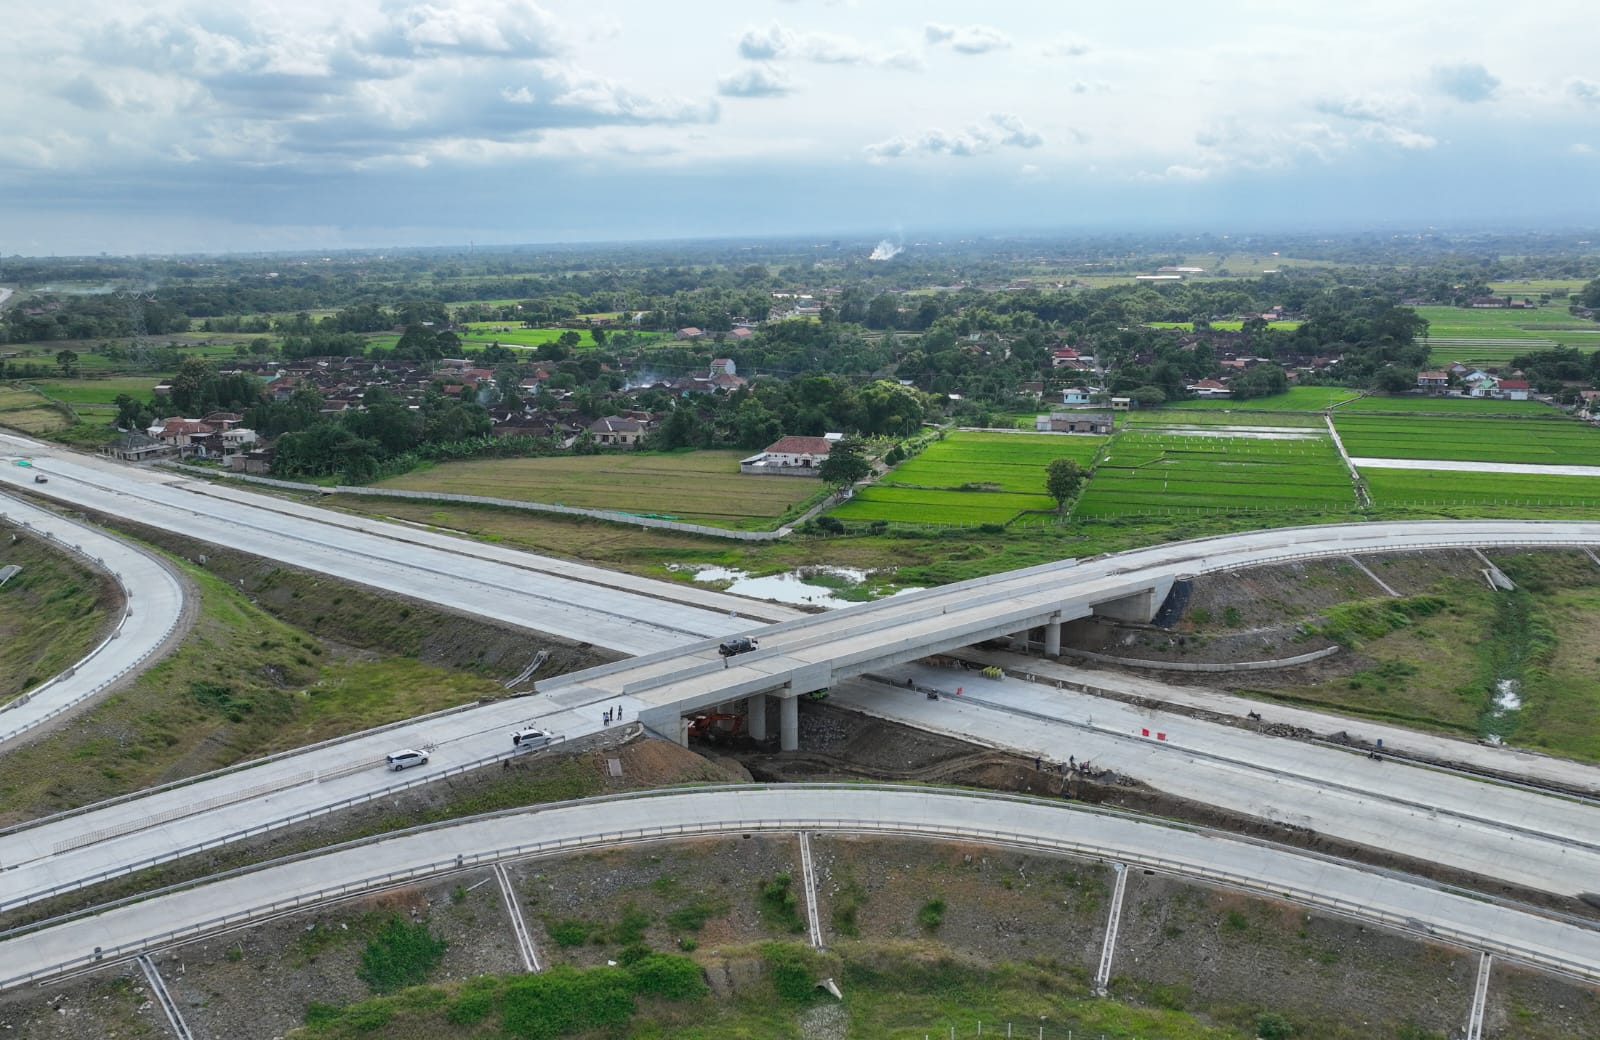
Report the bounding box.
[1066,644,1341,673]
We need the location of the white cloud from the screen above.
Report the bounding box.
[1569,79,1600,105]
[1430,62,1500,103]
[1040,38,1091,58]
[866,113,1043,160]
[924,23,1012,55]
[735,22,913,68]
[717,65,797,98]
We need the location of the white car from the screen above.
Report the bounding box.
[385,749,429,771]
[511,728,553,749]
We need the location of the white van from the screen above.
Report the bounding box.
[385,749,429,771]
[511,728,553,749]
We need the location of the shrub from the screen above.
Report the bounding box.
[629,953,709,1001]
[500,966,634,1040]
[356,916,448,994]
[1256,1011,1295,1039]
[918,897,946,931]
[816,515,845,534]
[761,943,820,1003]
[759,874,806,934]
[547,918,594,947]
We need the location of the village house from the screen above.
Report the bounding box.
[675,327,704,340]
[1035,411,1114,435]
[100,431,171,462]
[587,415,650,447]
[1495,378,1531,401]
[1060,386,1099,406]
[740,434,840,476]
[1416,370,1450,389]
[1186,378,1232,398]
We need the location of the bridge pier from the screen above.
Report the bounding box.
[747,694,767,741]
[1044,620,1062,657]
[779,694,799,752]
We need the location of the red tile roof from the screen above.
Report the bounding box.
[763,436,834,456]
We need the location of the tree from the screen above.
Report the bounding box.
[818,437,870,490]
[54,350,79,377]
[1045,458,1086,515]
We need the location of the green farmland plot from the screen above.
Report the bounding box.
[1162,387,1360,411]
[1338,396,1560,416]
[1333,414,1600,465]
[1126,409,1328,429]
[1364,468,1600,512]
[831,431,1103,525]
[1074,430,1356,518]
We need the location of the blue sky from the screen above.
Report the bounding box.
[3,0,1598,255]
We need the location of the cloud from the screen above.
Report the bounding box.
[924,23,1012,55]
[1313,95,1401,123]
[717,65,796,98]
[734,23,912,67]
[54,74,115,112]
[1040,38,1091,58]
[990,112,1043,149]
[1570,79,1600,105]
[1430,62,1499,103]
[362,0,568,59]
[866,113,1042,160]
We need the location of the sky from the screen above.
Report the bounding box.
[3,0,1599,256]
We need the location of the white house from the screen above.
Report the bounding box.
[740,433,840,476]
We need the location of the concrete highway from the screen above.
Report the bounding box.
[0,491,186,749]
[6,429,1600,929]
[830,665,1600,898]
[5,785,1600,991]
[0,432,801,655]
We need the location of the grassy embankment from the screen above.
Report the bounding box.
[0,533,120,703]
[0,557,504,822]
[1247,551,1600,761]
[289,943,1253,1040]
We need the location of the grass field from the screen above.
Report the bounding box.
[29,377,165,406]
[832,431,1104,526]
[1074,429,1355,518]
[0,385,72,433]
[1163,387,1359,411]
[370,450,819,530]
[1334,413,1600,464]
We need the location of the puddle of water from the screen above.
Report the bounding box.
[678,564,919,609]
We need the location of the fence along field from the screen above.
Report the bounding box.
[831,431,1105,526]
[1072,429,1356,518]
[1333,414,1600,465]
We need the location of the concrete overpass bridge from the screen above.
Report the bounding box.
[542,519,1600,750]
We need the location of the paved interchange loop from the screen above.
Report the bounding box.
[7,430,1600,982]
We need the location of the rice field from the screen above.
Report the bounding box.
[370,450,817,529]
[1161,387,1360,411]
[1333,414,1600,465]
[1364,468,1600,511]
[1335,396,1561,415]
[831,431,1104,525]
[1126,409,1328,428]
[1415,304,1600,364]
[1146,319,1303,332]
[1073,429,1356,518]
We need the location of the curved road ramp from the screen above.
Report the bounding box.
[3,785,1600,991]
[0,494,186,749]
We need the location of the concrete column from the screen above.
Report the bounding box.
[747,694,768,741]
[1044,620,1062,657]
[779,695,799,752]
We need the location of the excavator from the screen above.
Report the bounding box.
[687,713,747,744]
